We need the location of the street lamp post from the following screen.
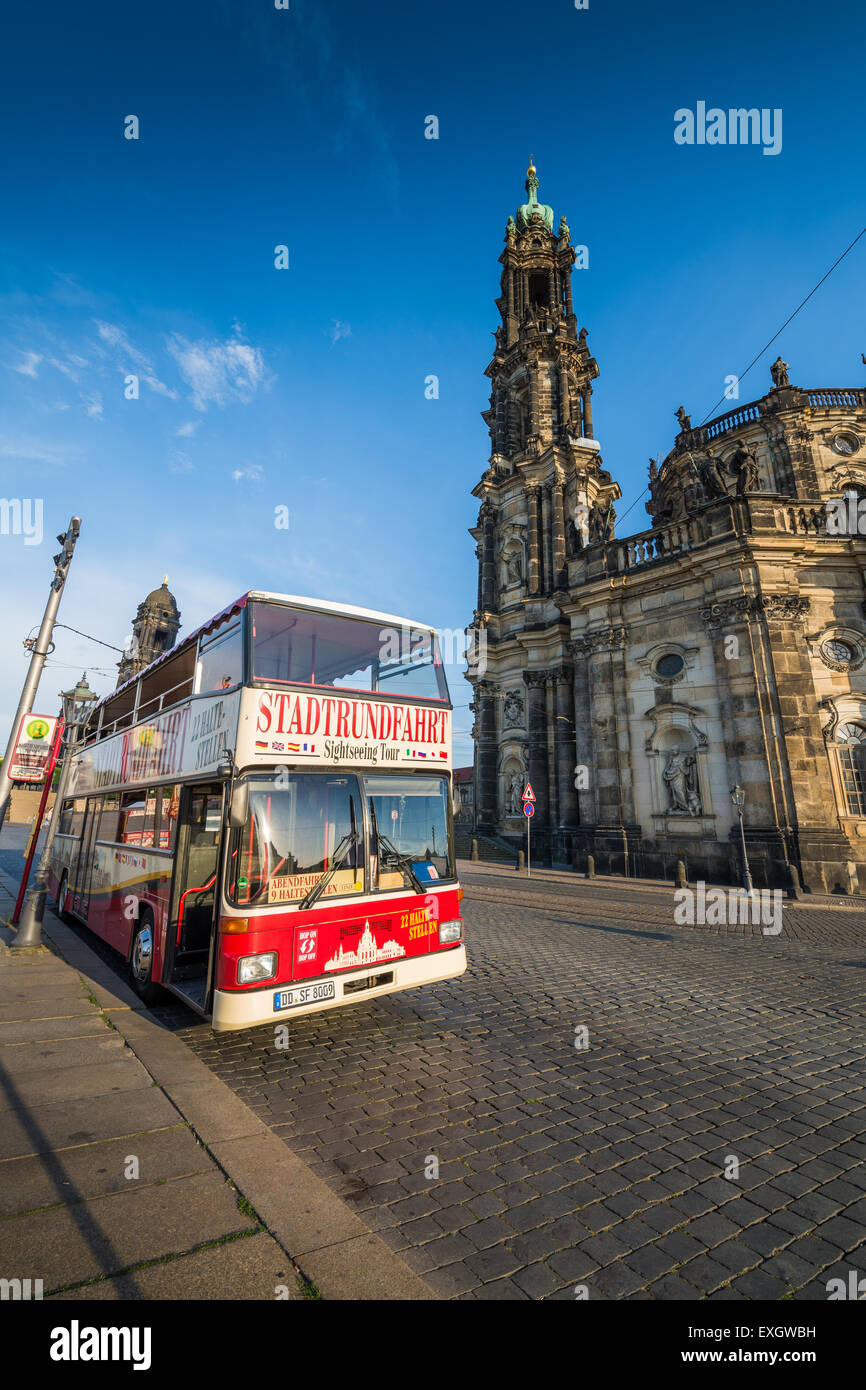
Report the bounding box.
[12,674,98,949]
[730,784,754,895]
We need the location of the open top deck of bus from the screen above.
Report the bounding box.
[85,591,449,745]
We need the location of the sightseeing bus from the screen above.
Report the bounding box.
[48,592,466,1031]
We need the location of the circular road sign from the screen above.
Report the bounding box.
[523,803,534,817]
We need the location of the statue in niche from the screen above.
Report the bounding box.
[663,746,701,815]
[770,356,790,388]
[507,772,524,815]
[731,445,761,494]
[502,547,522,586]
[503,691,524,728]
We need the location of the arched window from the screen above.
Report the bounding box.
[836,723,866,816]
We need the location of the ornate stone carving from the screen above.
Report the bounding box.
[503,690,524,727]
[568,626,629,654]
[523,670,550,688]
[700,595,811,632]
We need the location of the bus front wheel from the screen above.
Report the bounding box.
[129,911,162,1005]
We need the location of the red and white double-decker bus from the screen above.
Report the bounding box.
[49,592,466,1031]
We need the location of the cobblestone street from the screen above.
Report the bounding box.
[158,865,866,1301]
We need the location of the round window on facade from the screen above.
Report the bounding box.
[832,432,861,457]
[822,639,855,666]
[655,653,685,679]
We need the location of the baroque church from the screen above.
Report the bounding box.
[466,162,866,894]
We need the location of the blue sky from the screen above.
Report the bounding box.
[1,0,864,763]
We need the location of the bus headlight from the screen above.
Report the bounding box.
[438,919,463,945]
[237,952,277,985]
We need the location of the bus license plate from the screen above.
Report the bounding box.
[273,981,336,1011]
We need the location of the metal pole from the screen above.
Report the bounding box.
[527,811,531,878]
[738,807,754,894]
[11,719,64,923]
[12,724,79,948]
[0,517,81,829]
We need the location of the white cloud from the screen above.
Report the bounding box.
[48,355,81,383]
[330,319,352,344]
[170,451,195,474]
[167,330,268,411]
[0,437,82,465]
[83,391,103,420]
[94,320,179,400]
[13,350,42,377]
[231,464,263,483]
[174,420,198,437]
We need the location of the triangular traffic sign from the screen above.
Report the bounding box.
[522,782,536,802]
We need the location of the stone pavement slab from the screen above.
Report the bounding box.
[0,1032,127,1077]
[0,1087,182,1160]
[0,1124,211,1219]
[0,1057,154,1110]
[1,1170,254,1292]
[47,1230,305,1300]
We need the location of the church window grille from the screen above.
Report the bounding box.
[836,723,866,817]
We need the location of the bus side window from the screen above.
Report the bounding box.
[120,793,156,847]
[59,800,76,836]
[158,784,180,849]
[98,793,122,843]
[142,792,157,848]
[196,621,242,693]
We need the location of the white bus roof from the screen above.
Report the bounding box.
[248,591,437,633]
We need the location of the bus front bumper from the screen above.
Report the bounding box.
[211,944,467,1032]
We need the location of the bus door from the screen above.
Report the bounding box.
[166,783,225,1002]
[73,798,101,919]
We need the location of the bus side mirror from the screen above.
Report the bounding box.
[228,781,249,829]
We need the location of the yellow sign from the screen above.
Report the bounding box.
[268,869,363,904]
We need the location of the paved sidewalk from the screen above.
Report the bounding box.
[458,857,866,908]
[0,868,435,1301]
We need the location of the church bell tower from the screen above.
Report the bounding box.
[117,577,181,686]
[467,162,620,850]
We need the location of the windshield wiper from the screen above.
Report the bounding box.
[298,831,359,910]
[377,833,425,894]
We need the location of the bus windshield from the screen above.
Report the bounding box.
[251,602,448,701]
[228,771,454,905]
[229,774,364,907]
[364,774,452,884]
